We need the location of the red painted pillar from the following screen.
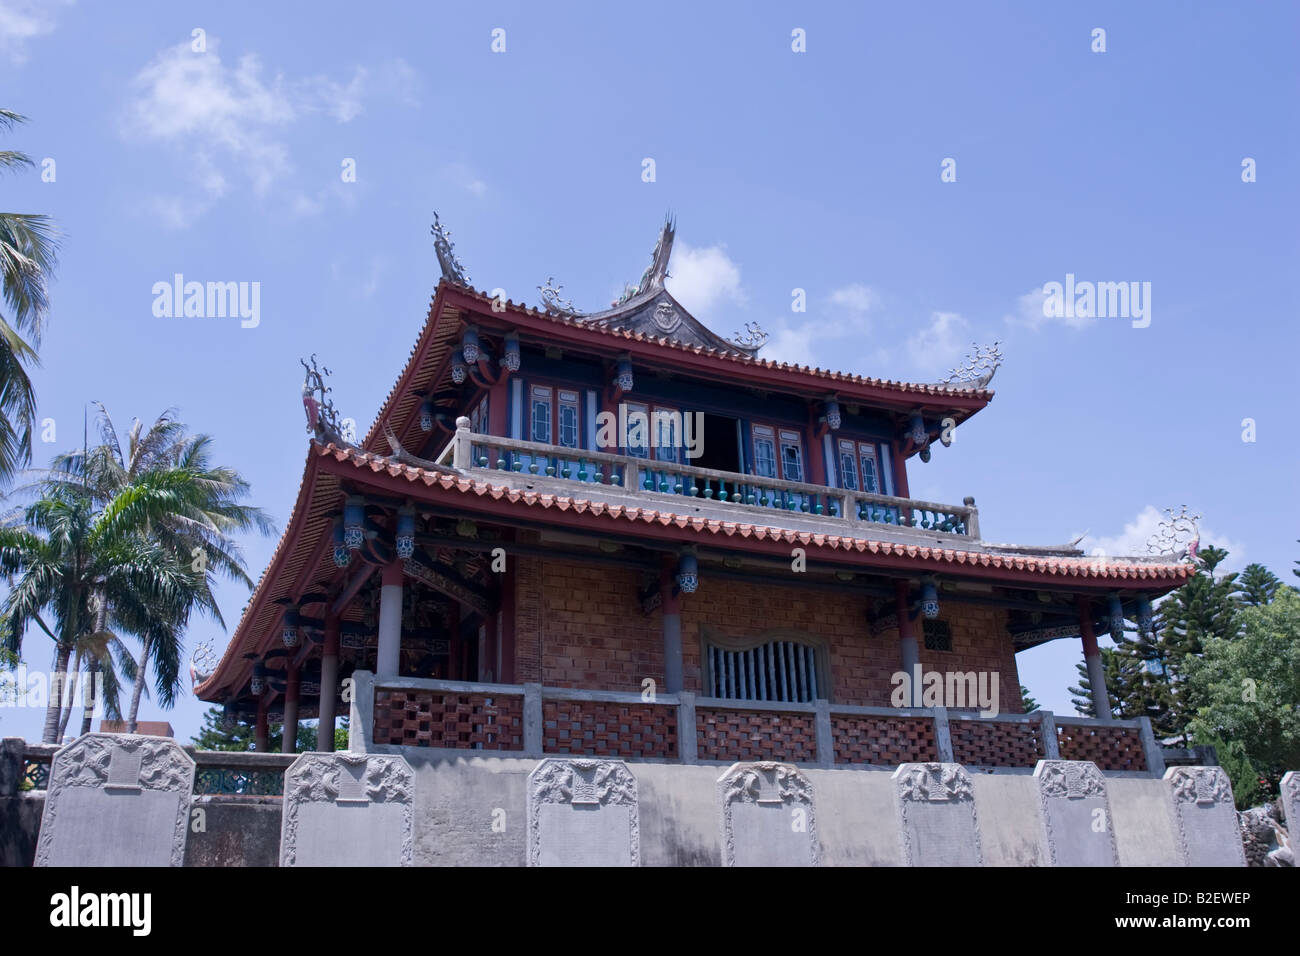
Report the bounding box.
[1078,597,1113,719]
[282,661,301,754]
[319,615,340,752]
[896,580,921,706]
[255,696,269,752]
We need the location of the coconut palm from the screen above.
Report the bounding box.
[0,109,59,486]
[38,404,274,731]
[0,479,215,742]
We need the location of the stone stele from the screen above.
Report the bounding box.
[35,733,195,867]
[1164,766,1246,867]
[527,758,639,867]
[1034,760,1119,867]
[893,762,982,866]
[280,751,415,867]
[718,761,819,867]
[1280,771,1299,859]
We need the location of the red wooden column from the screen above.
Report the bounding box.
[895,580,921,706]
[282,661,301,754]
[318,615,340,752]
[1078,597,1113,719]
[255,696,269,752]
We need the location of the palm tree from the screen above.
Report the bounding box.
[0,109,59,486]
[39,404,274,731]
[0,481,214,742]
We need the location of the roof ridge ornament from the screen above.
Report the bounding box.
[943,341,1003,388]
[537,276,587,317]
[613,214,675,306]
[1146,505,1201,562]
[729,320,768,352]
[431,212,470,285]
[301,354,347,446]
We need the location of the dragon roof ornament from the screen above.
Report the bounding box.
[1146,505,1201,562]
[942,341,1003,388]
[730,321,769,351]
[537,276,587,318]
[301,354,348,446]
[431,212,470,285]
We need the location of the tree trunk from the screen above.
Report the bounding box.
[78,653,100,737]
[56,648,81,743]
[126,636,150,734]
[41,643,71,744]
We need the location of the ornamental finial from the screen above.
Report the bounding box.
[1146,505,1201,561]
[431,212,470,285]
[730,320,768,352]
[943,341,1003,388]
[537,276,587,317]
[301,354,346,445]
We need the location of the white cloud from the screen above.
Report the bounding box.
[1005,285,1094,331]
[0,0,72,65]
[907,310,970,371]
[1085,505,1244,565]
[122,38,417,225]
[665,242,745,314]
[827,283,879,318]
[761,322,817,367]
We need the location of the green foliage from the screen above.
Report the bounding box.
[191,706,350,754]
[0,109,60,487]
[1186,588,1300,807]
[1239,563,1282,607]
[1019,684,1038,713]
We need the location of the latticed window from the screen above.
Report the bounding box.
[704,638,826,703]
[923,620,952,652]
[558,390,579,448]
[530,386,551,443]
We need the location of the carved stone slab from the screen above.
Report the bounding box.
[1164,766,1246,866]
[1034,760,1119,867]
[36,733,195,867]
[280,752,415,866]
[893,762,982,866]
[527,758,639,867]
[718,762,819,867]
[1281,772,1299,857]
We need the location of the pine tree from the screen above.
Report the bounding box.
[1238,563,1281,607]
[1019,684,1038,713]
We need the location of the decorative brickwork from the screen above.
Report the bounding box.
[373,689,524,750]
[949,718,1044,767]
[541,699,677,758]
[832,714,937,765]
[1056,723,1147,772]
[697,708,817,763]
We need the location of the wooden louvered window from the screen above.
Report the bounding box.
[703,636,828,703]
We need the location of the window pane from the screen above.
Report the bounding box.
[753,437,776,478]
[839,451,858,490]
[781,442,803,483]
[860,448,879,493]
[558,403,579,448]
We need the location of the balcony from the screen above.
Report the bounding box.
[435,422,982,542]
[349,672,1164,776]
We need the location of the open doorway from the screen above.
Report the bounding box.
[691,414,742,473]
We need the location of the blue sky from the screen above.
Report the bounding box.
[1,0,1297,740]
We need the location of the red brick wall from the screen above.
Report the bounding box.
[512,555,1021,708]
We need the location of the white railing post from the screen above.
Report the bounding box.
[623,459,639,492]
[933,706,954,761]
[814,699,834,768]
[963,496,981,538]
[1038,710,1060,759]
[452,416,472,469]
[678,691,697,764]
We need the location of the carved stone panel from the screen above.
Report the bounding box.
[1035,760,1119,867]
[893,762,982,866]
[527,758,639,867]
[280,752,415,867]
[36,733,195,867]
[1280,772,1299,858]
[1164,767,1245,866]
[718,762,818,867]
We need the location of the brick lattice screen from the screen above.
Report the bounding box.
[697,709,818,763]
[1056,723,1147,772]
[373,689,524,750]
[541,699,678,758]
[949,718,1044,767]
[832,715,938,765]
